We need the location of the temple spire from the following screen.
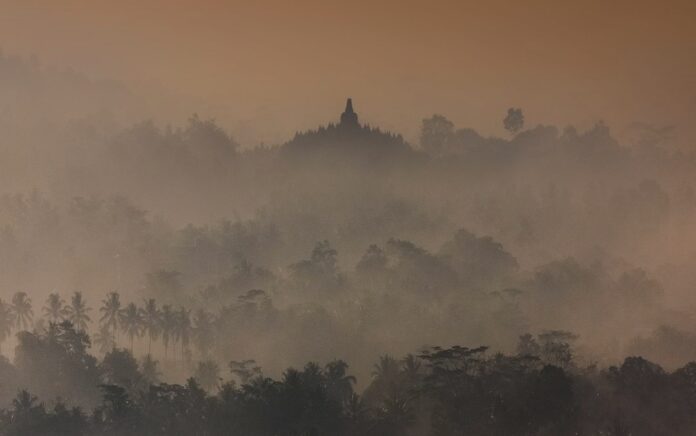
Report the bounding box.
[340,98,359,127]
[345,98,354,113]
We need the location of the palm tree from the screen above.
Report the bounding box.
[345,392,369,428]
[139,299,161,356]
[160,304,176,359]
[64,292,91,332]
[0,299,13,354]
[325,360,356,404]
[173,307,191,362]
[93,324,116,354]
[42,293,66,323]
[401,354,422,382]
[11,292,33,331]
[376,392,415,431]
[372,355,400,381]
[119,302,142,353]
[141,355,161,385]
[193,308,214,357]
[99,292,121,349]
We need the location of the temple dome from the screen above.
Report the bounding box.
[281,98,413,163]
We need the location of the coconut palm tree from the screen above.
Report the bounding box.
[0,299,13,354]
[325,360,356,404]
[93,323,116,354]
[372,355,400,382]
[401,354,423,383]
[141,355,160,385]
[139,298,161,356]
[42,292,66,323]
[376,392,415,431]
[193,308,215,357]
[119,302,142,353]
[99,292,121,349]
[64,292,91,331]
[345,392,369,427]
[160,304,176,359]
[173,307,191,362]
[11,292,33,331]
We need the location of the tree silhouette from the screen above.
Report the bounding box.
[375,392,415,433]
[100,348,142,392]
[0,299,13,354]
[538,330,577,368]
[504,107,524,135]
[160,304,176,359]
[14,321,100,406]
[141,355,160,385]
[42,293,66,323]
[99,292,121,349]
[93,324,116,355]
[325,360,356,405]
[372,355,400,381]
[5,336,696,435]
[64,292,91,332]
[229,359,262,383]
[345,392,370,432]
[11,292,33,331]
[192,309,214,357]
[119,303,142,353]
[139,299,161,356]
[289,240,343,294]
[173,307,192,362]
[400,354,423,383]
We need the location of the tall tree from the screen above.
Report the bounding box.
[93,324,116,355]
[160,304,176,359]
[141,355,161,385]
[173,307,192,362]
[139,299,161,356]
[11,292,33,331]
[192,309,214,357]
[42,293,66,323]
[325,360,356,405]
[119,303,142,353]
[99,292,121,349]
[372,355,400,382]
[64,292,91,332]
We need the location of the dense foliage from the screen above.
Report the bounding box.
[0,324,695,435]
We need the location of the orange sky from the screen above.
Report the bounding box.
[0,0,695,144]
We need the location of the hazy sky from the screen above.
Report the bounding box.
[1,0,695,144]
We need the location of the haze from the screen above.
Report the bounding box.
[2,0,695,144]
[0,1,695,435]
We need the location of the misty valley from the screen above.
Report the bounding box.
[1,52,696,436]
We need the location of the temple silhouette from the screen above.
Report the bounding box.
[339,98,359,128]
[282,98,412,161]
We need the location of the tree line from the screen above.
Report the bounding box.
[0,291,201,362]
[0,323,694,435]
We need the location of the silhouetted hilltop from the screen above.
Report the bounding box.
[282,99,413,161]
